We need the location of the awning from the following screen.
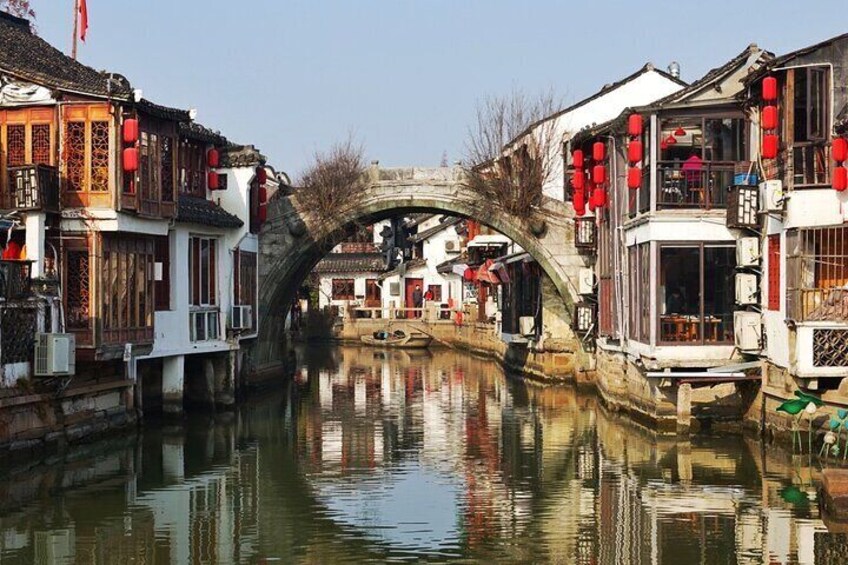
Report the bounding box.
[451,263,469,276]
[467,234,511,248]
[476,259,500,285]
[501,252,533,265]
[490,261,510,283]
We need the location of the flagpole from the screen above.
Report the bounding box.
[71,0,79,59]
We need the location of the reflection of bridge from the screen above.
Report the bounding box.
[255,166,587,370]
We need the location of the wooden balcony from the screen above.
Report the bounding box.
[5,165,60,213]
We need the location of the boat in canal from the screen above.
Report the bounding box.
[361,329,432,349]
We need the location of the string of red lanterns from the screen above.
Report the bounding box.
[627,114,643,190]
[761,76,779,160]
[833,137,847,191]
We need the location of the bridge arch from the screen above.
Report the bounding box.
[255,166,585,368]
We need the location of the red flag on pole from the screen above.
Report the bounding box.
[79,0,88,42]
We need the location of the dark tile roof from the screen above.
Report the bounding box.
[746,32,848,86]
[436,252,468,274]
[314,253,387,274]
[378,257,427,280]
[136,98,190,122]
[408,216,462,243]
[177,194,243,228]
[222,144,266,168]
[505,63,688,151]
[0,11,131,99]
[571,45,770,147]
[402,213,434,229]
[180,121,227,145]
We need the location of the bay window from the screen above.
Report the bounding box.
[657,113,746,209]
[658,244,735,344]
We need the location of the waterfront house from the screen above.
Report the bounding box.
[569,44,771,368]
[0,11,279,415]
[742,34,848,405]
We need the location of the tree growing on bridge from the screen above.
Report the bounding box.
[296,139,368,225]
[464,89,561,223]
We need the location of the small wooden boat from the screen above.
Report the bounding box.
[361,329,432,349]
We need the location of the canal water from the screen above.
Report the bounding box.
[0,345,845,564]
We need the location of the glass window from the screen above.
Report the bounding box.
[659,244,734,344]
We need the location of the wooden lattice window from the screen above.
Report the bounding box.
[31,124,51,165]
[66,249,90,329]
[813,329,848,367]
[6,124,25,167]
[90,120,109,191]
[768,235,781,311]
[101,235,155,344]
[332,279,355,300]
[65,121,86,191]
[161,136,174,202]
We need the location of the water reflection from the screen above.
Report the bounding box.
[0,345,846,563]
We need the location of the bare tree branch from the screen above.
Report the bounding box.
[464,88,562,219]
[295,138,368,225]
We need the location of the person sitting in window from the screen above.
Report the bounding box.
[666,287,685,314]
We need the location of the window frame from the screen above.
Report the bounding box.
[331,278,355,301]
[656,242,736,346]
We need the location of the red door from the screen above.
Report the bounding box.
[404,277,424,318]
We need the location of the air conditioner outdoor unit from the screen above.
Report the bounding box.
[519,316,535,337]
[230,305,253,330]
[444,240,460,253]
[735,273,758,305]
[736,237,760,267]
[734,311,762,352]
[761,180,784,212]
[34,333,75,377]
[578,267,595,295]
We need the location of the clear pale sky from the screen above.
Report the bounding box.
[31,1,847,177]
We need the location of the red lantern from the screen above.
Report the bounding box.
[660,139,669,151]
[592,141,605,162]
[762,134,779,159]
[258,203,268,224]
[664,134,677,146]
[674,126,686,137]
[587,197,596,212]
[259,186,268,203]
[592,164,606,185]
[833,138,848,163]
[573,188,585,208]
[834,166,848,191]
[627,167,641,189]
[256,167,268,184]
[592,187,606,208]
[122,147,138,172]
[207,148,220,168]
[571,169,585,190]
[208,171,220,190]
[572,149,584,169]
[463,267,475,282]
[627,114,643,137]
[122,118,139,144]
[762,76,778,101]
[762,105,778,130]
[628,140,643,164]
[574,204,586,217]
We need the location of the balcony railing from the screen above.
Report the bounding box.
[5,165,60,213]
[0,260,32,300]
[656,161,734,210]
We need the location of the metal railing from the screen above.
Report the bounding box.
[656,161,734,210]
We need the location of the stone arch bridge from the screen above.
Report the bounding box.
[254,165,587,371]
